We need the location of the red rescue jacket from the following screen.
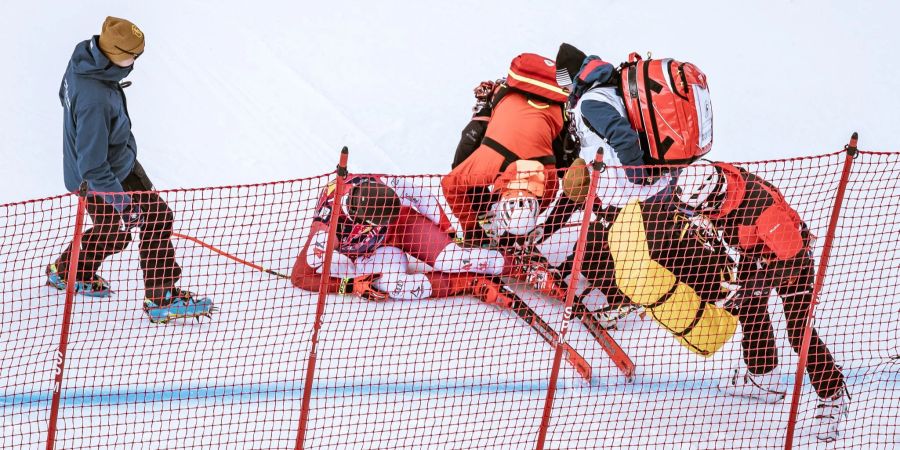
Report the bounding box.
[442,90,563,231]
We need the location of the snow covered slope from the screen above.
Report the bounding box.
[1,3,898,449]
[0,1,898,204]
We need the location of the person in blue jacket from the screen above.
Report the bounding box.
[555,43,671,209]
[48,16,214,324]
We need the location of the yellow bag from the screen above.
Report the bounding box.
[608,200,737,356]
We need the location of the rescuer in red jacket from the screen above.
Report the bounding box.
[442,53,570,246]
[675,160,849,442]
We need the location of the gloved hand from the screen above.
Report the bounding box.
[472,80,498,114]
[523,225,545,248]
[473,80,496,101]
[524,260,566,300]
[717,279,743,313]
[562,118,581,155]
[340,275,389,301]
[120,204,143,231]
[718,261,777,314]
[562,158,590,204]
[505,226,544,257]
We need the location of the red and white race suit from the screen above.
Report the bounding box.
[291,175,511,299]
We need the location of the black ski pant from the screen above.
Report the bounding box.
[54,161,181,298]
[734,255,845,399]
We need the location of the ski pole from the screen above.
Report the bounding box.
[172,232,290,279]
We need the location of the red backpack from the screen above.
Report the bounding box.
[619,53,713,165]
[506,53,569,104]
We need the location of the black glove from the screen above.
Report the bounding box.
[472,80,497,114]
[120,204,143,231]
[562,118,581,156]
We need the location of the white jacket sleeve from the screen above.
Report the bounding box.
[595,169,672,208]
[306,230,357,278]
[382,176,449,227]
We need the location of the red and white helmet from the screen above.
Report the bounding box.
[675,160,726,212]
[495,190,540,236]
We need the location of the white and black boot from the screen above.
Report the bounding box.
[594,303,642,330]
[814,386,850,442]
[718,368,787,403]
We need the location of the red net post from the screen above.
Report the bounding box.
[1,194,77,448]
[45,182,88,450]
[784,134,856,449]
[295,147,350,450]
[535,150,603,450]
[826,148,900,448]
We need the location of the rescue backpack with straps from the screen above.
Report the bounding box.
[619,53,714,165]
[505,53,570,104]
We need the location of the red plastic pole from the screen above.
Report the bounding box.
[295,147,350,450]
[46,182,88,450]
[535,152,604,450]
[784,134,858,449]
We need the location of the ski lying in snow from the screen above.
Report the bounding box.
[476,277,592,382]
[506,294,593,383]
[516,260,636,383]
[571,296,636,382]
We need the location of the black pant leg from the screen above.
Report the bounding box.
[736,296,780,375]
[777,259,845,398]
[122,162,182,297]
[132,191,181,295]
[55,195,132,281]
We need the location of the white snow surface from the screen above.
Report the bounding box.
[1,2,899,450]
[0,0,899,203]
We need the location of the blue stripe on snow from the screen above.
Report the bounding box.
[2,367,896,408]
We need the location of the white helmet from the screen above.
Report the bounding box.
[495,192,540,236]
[675,161,726,211]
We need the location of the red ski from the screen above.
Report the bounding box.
[472,276,592,382]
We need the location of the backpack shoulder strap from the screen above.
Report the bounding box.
[488,83,511,110]
[482,136,556,172]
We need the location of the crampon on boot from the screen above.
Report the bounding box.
[46,263,111,298]
[814,386,850,442]
[143,288,216,324]
[718,367,787,404]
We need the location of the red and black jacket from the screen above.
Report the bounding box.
[709,163,808,262]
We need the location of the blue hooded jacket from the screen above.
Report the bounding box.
[569,56,646,175]
[60,36,136,212]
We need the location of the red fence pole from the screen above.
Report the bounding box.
[784,134,858,449]
[535,151,604,450]
[46,182,88,450]
[295,147,350,450]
